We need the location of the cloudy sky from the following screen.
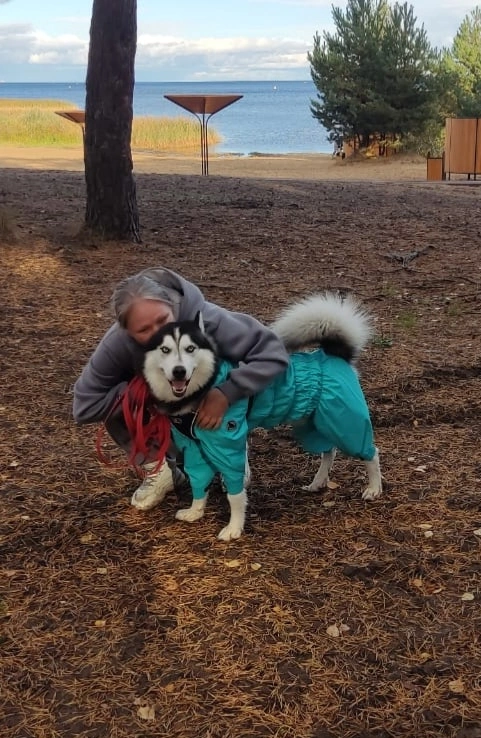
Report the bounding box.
[0,0,479,83]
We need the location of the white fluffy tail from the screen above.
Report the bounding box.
[271,292,374,363]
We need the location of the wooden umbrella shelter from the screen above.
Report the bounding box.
[55,110,86,144]
[164,94,243,175]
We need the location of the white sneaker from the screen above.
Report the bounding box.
[131,462,175,511]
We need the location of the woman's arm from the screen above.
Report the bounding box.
[73,324,136,424]
[202,303,289,405]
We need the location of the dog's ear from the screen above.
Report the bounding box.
[194,311,205,333]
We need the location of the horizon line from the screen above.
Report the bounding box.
[0,79,313,85]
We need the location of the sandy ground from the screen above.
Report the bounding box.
[0,143,429,180]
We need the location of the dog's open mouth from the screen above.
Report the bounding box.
[169,379,190,397]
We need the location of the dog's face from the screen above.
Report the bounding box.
[142,313,218,406]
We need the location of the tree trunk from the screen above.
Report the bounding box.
[84,0,140,243]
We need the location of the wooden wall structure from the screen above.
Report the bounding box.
[445,118,481,179]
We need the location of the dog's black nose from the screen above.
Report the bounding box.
[172,365,187,380]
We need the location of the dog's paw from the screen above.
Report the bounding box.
[176,506,205,523]
[217,524,243,541]
[362,486,382,501]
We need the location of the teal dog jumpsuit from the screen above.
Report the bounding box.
[170,349,376,502]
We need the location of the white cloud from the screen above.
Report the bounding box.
[0,23,87,66]
[137,34,306,54]
[0,22,310,78]
[0,23,37,62]
[28,31,87,65]
[1,0,481,81]
[136,34,310,77]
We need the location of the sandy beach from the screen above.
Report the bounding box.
[0,143,428,180]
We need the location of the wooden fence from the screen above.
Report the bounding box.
[445,117,481,179]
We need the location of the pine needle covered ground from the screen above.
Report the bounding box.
[1,163,481,738]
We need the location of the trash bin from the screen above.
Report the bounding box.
[426,154,445,181]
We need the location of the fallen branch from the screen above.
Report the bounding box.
[386,246,430,268]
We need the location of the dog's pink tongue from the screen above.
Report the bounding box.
[172,380,187,392]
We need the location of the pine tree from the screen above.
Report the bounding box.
[381,3,439,136]
[308,0,438,148]
[309,0,390,148]
[84,0,140,243]
[444,6,481,117]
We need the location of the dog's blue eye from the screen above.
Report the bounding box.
[160,346,170,354]
[186,345,196,353]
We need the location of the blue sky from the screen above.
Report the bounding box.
[0,0,479,83]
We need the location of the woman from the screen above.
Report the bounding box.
[73,266,289,511]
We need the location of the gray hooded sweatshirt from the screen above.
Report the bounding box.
[73,267,290,424]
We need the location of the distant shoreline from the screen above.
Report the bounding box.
[0,80,331,156]
[0,79,313,84]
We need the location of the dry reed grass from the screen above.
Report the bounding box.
[0,99,221,151]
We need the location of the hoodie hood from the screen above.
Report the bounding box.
[137,267,205,321]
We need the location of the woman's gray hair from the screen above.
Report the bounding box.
[111,273,179,328]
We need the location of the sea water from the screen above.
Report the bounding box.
[0,79,331,155]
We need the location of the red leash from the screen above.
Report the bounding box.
[96,376,171,475]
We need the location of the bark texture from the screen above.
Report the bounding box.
[84,0,140,242]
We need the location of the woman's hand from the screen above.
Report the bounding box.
[196,388,229,430]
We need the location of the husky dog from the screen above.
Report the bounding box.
[141,293,382,541]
